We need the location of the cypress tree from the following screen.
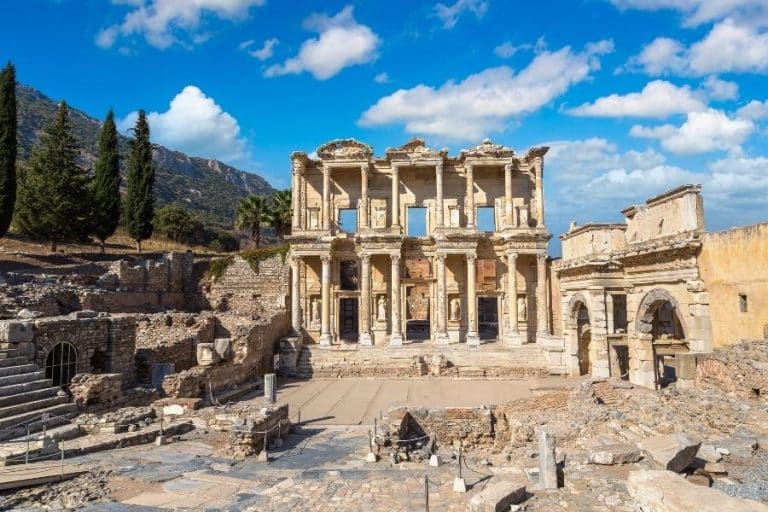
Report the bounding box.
[123,110,154,252]
[15,101,91,251]
[91,110,121,253]
[0,62,16,238]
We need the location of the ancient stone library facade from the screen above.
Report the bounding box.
[287,138,768,388]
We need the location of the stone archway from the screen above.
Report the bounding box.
[566,293,592,376]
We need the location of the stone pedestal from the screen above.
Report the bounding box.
[264,373,276,404]
[505,332,524,346]
[538,430,558,490]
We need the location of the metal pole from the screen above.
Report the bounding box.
[458,447,462,479]
[25,427,30,464]
[374,417,377,444]
[297,408,301,425]
[424,474,429,512]
[60,439,64,479]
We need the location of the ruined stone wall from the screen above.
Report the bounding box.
[206,255,289,319]
[699,223,768,346]
[386,406,495,448]
[133,312,216,384]
[69,373,159,413]
[561,225,627,260]
[624,185,703,244]
[161,312,288,398]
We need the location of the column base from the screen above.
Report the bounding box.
[505,331,524,346]
[466,332,480,348]
[319,333,332,347]
[359,332,373,347]
[435,332,451,345]
[389,333,403,347]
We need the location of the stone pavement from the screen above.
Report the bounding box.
[273,376,574,425]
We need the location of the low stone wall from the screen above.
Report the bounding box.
[69,373,158,413]
[161,312,288,398]
[386,406,495,448]
[202,404,290,459]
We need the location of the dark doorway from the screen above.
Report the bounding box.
[339,298,359,342]
[340,261,359,290]
[578,328,591,376]
[478,297,499,340]
[45,342,78,389]
[405,285,430,341]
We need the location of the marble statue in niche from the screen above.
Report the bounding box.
[377,295,387,322]
[518,296,527,321]
[450,297,461,322]
[371,199,388,228]
[310,297,320,328]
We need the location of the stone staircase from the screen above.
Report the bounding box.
[294,347,314,378]
[0,347,79,442]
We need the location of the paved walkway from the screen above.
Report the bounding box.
[275,377,574,425]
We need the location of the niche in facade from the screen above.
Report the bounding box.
[340,260,359,290]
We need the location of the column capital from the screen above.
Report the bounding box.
[504,163,513,173]
[507,251,519,261]
[361,162,370,175]
[537,253,547,263]
[320,254,332,264]
[467,253,477,262]
[289,254,301,266]
[321,165,331,177]
[436,161,444,174]
[435,253,446,263]
[360,253,371,264]
[391,253,401,264]
[464,163,473,173]
[390,162,401,172]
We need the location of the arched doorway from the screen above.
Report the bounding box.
[578,325,592,376]
[45,342,78,389]
[636,289,688,388]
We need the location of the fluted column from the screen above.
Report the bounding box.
[465,164,475,229]
[322,166,331,231]
[360,163,370,230]
[290,255,301,336]
[466,254,479,347]
[504,163,513,229]
[606,293,615,335]
[319,254,332,346]
[505,252,523,345]
[391,163,400,231]
[359,255,372,346]
[390,254,403,347]
[435,254,450,344]
[536,253,549,338]
[534,157,545,228]
[292,165,302,230]
[435,162,444,228]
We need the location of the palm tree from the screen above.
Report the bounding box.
[235,195,269,248]
[266,189,292,240]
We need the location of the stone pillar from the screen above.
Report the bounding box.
[290,255,301,336]
[435,162,444,228]
[391,163,400,230]
[360,255,372,346]
[536,253,549,337]
[533,157,545,228]
[505,251,523,346]
[360,163,370,230]
[319,254,332,346]
[504,163,513,229]
[264,373,276,404]
[390,254,403,347]
[466,254,479,347]
[606,292,614,335]
[435,254,450,344]
[538,430,558,489]
[465,164,475,229]
[322,166,331,231]
[292,165,302,230]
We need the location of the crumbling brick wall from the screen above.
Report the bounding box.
[386,406,495,448]
[69,373,158,413]
[205,255,289,319]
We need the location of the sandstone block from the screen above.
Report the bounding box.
[469,477,526,512]
[196,343,220,366]
[627,470,768,512]
[588,443,643,465]
[214,338,233,361]
[0,320,34,343]
[637,433,701,472]
[697,444,722,463]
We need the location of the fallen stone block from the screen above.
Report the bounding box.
[627,470,768,512]
[637,433,701,472]
[469,477,526,512]
[588,443,643,465]
[697,444,722,463]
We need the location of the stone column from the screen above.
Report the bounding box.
[435,162,444,228]
[292,165,302,230]
[504,163,513,228]
[264,373,276,404]
[319,254,332,346]
[466,254,479,347]
[390,254,403,347]
[606,292,615,335]
[538,430,558,489]
[391,163,400,230]
[465,164,475,229]
[505,251,523,346]
[536,253,549,338]
[290,255,301,336]
[360,163,370,230]
[359,255,372,346]
[533,157,545,228]
[322,166,331,231]
[435,254,450,344]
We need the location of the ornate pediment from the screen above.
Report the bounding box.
[385,137,446,161]
[461,138,516,159]
[316,139,373,160]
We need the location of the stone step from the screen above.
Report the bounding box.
[0,403,78,432]
[0,412,75,443]
[0,387,60,409]
[0,395,70,420]
[0,357,33,369]
[0,379,55,398]
[0,424,84,466]
[0,364,38,378]
[0,371,45,387]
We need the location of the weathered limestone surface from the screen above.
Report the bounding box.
[588,443,643,465]
[468,476,526,512]
[637,433,701,472]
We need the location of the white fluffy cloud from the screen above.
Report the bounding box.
[359,41,614,140]
[118,86,251,166]
[630,108,754,154]
[624,20,768,75]
[97,0,264,50]
[567,80,705,118]
[433,0,488,29]
[736,99,768,120]
[264,6,379,80]
[608,0,768,27]
[701,75,739,100]
[240,37,278,60]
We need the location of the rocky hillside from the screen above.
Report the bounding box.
[16,84,275,227]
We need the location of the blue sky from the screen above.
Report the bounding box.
[2,0,767,247]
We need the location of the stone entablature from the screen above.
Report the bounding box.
[287,138,556,352]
